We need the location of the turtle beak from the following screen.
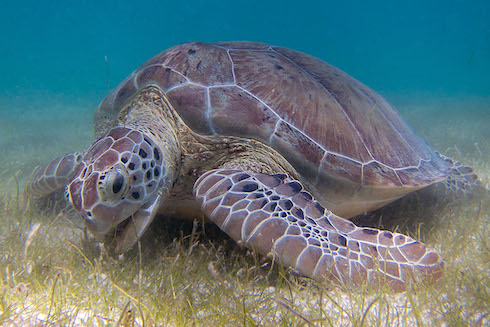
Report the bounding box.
[110,191,163,254]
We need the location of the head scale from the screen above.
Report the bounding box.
[65,126,166,239]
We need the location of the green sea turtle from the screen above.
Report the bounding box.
[26,41,479,292]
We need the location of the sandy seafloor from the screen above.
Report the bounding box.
[0,86,488,318]
[0,91,489,327]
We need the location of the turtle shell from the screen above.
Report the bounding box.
[95,41,450,216]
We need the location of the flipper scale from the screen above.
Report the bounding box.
[194,168,444,292]
[26,152,83,197]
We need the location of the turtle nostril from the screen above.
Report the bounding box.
[112,172,125,194]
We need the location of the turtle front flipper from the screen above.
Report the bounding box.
[26,152,83,198]
[194,169,444,292]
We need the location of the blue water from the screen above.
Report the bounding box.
[0,0,489,182]
[1,0,489,108]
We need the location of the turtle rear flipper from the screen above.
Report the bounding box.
[26,152,83,199]
[194,168,444,293]
[437,152,482,195]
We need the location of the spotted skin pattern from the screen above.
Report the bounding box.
[65,127,166,238]
[194,169,444,292]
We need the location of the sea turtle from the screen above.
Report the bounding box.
[26,41,479,292]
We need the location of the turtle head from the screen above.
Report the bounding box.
[65,126,169,253]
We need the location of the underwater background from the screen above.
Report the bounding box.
[2,0,490,101]
[0,1,489,325]
[1,0,489,185]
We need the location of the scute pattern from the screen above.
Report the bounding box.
[166,84,211,134]
[229,48,373,163]
[96,41,450,190]
[142,42,234,86]
[210,86,279,139]
[136,65,187,91]
[194,168,444,292]
[271,46,434,164]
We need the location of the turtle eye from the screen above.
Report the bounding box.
[98,166,130,203]
[107,170,128,196]
[112,172,125,194]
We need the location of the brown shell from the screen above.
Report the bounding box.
[95,41,449,202]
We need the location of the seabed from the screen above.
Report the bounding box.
[0,96,488,326]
